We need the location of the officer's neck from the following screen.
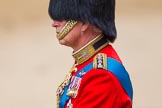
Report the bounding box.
[72,34,99,52]
[72,23,103,52]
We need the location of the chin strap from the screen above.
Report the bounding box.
[56,20,77,40]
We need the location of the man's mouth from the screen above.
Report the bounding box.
[56,31,60,34]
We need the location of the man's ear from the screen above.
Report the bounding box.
[81,23,89,32]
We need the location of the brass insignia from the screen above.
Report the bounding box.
[93,53,107,69]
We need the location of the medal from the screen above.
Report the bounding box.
[66,76,81,98]
[56,64,77,108]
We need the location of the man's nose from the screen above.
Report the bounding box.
[52,20,60,27]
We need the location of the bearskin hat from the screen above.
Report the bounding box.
[48,0,117,42]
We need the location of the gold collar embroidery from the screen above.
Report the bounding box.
[72,35,108,64]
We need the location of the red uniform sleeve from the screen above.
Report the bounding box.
[75,69,131,108]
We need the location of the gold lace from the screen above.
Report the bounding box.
[72,35,108,64]
[56,20,77,40]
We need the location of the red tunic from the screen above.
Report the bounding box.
[64,45,132,108]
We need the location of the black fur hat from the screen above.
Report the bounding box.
[49,0,117,42]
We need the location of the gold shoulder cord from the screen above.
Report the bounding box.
[56,64,77,108]
[56,20,77,40]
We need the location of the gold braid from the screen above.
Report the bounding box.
[56,64,77,108]
[56,20,77,40]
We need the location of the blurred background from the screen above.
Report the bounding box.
[0,0,162,108]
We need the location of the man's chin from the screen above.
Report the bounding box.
[59,39,67,46]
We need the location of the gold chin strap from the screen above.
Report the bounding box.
[56,20,77,40]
